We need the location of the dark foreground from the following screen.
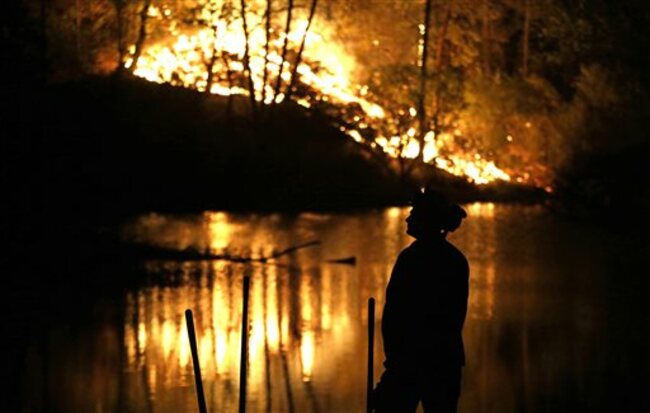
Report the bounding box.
[3,204,650,412]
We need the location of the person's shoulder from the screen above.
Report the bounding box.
[395,242,419,261]
[446,241,469,269]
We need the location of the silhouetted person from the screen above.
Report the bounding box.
[373,188,469,413]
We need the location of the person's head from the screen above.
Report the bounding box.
[406,188,467,239]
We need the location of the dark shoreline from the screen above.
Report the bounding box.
[7,73,646,256]
[5,75,548,220]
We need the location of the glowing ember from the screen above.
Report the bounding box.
[129,2,514,185]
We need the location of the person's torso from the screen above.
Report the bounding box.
[384,238,469,367]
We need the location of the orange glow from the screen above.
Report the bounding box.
[467,202,496,218]
[249,273,265,364]
[321,267,332,331]
[161,320,175,360]
[128,3,519,186]
[265,266,280,352]
[300,330,315,382]
[206,212,237,251]
[137,322,147,355]
[179,315,190,368]
[122,263,355,398]
[199,329,214,375]
[125,322,137,366]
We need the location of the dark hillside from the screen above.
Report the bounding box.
[37,75,414,219]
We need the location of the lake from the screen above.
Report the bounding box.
[16,203,650,412]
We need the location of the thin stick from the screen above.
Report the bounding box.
[132,240,321,263]
[266,240,321,260]
[185,309,208,413]
[239,275,251,413]
[366,297,376,413]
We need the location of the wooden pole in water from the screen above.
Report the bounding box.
[185,309,208,413]
[239,275,251,413]
[367,297,376,413]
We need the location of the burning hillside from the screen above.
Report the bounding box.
[121,0,540,187]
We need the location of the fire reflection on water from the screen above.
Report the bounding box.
[120,206,499,410]
[122,248,354,409]
[19,205,622,412]
[463,202,497,321]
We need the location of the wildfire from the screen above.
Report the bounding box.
[129,2,513,185]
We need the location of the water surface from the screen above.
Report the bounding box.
[19,203,650,412]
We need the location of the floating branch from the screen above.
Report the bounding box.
[325,256,357,265]
[126,240,321,263]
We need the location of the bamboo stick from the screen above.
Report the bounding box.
[239,275,251,413]
[185,309,208,413]
[367,297,376,413]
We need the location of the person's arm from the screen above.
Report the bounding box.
[452,256,470,331]
[381,251,409,357]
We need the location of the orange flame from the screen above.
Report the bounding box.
[129,3,514,185]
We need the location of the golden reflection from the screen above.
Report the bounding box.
[332,269,352,349]
[179,315,190,368]
[466,202,496,218]
[122,262,338,402]
[147,364,157,398]
[123,262,331,392]
[300,331,315,382]
[211,264,230,375]
[199,329,213,375]
[266,266,280,352]
[137,292,147,359]
[107,205,588,413]
[300,275,313,325]
[280,283,290,352]
[125,321,136,367]
[386,206,402,218]
[206,211,236,251]
[470,263,497,320]
[124,292,136,367]
[461,202,498,320]
[137,322,147,356]
[161,320,174,360]
[34,206,587,413]
[249,271,265,385]
[299,270,315,382]
[122,208,505,405]
[122,212,369,410]
[321,266,332,331]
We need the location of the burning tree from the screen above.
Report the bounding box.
[25,0,646,189]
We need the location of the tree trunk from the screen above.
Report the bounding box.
[262,0,272,106]
[222,53,235,119]
[430,0,455,156]
[284,0,318,103]
[434,0,455,71]
[112,0,126,71]
[205,24,219,95]
[416,0,433,164]
[273,0,294,103]
[207,2,231,95]
[522,0,530,78]
[128,0,152,73]
[482,0,490,76]
[240,0,258,116]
